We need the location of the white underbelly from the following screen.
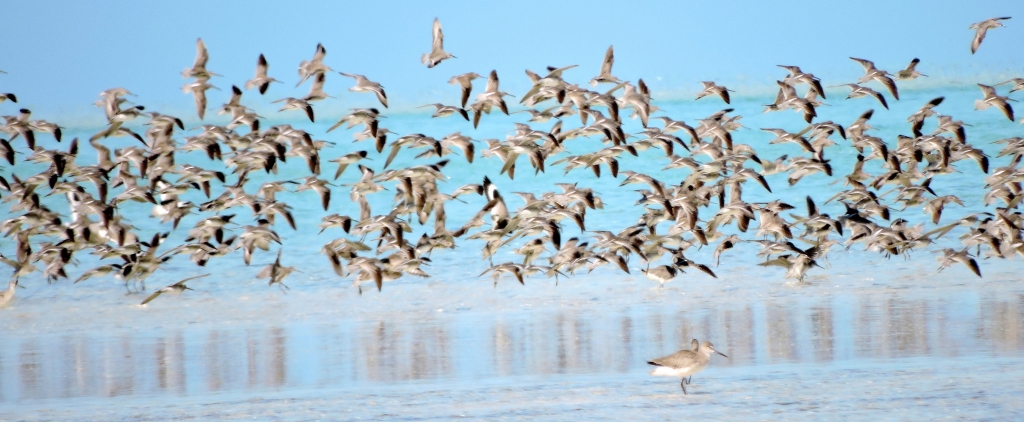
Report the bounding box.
[649,365,698,377]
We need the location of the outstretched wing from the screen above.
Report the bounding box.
[432,18,444,50]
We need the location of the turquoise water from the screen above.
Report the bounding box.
[2,74,1024,419]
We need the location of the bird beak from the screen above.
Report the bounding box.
[716,350,729,358]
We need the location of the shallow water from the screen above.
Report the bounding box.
[4,256,1024,419]
[3,81,1024,419]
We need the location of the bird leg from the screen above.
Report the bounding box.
[680,379,688,395]
[685,376,692,385]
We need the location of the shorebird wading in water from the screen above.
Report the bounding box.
[648,339,728,394]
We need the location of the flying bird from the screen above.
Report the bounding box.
[422,18,455,68]
[140,274,210,305]
[245,54,280,94]
[589,45,622,86]
[339,72,388,108]
[895,58,926,80]
[976,83,1015,121]
[970,17,1011,54]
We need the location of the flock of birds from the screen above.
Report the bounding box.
[0,16,1023,315]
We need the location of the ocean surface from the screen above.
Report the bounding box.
[3,81,1024,420]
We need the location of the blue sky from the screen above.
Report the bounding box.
[0,0,1021,122]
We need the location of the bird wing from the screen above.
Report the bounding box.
[193,38,209,69]
[876,75,899,100]
[972,27,988,54]
[313,43,327,62]
[849,57,874,73]
[170,273,211,287]
[193,87,208,120]
[432,18,444,50]
[486,70,500,93]
[459,86,471,108]
[256,54,269,77]
[977,83,997,97]
[694,263,717,278]
[868,88,889,110]
[995,99,1015,121]
[600,45,615,75]
[298,101,314,122]
[140,290,164,305]
[905,57,920,72]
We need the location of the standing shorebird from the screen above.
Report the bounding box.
[648,340,728,394]
[140,274,209,305]
[640,265,678,288]
[0,280,20,308]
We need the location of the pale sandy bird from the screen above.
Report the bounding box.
[589,45,622,86]
[295,176,335,211]
[140,274,209,305]
[975,83,1015,121]
[778,65,826,99]
[422,18,455,68]
[182,79,218,120]
[695,81,735,104]
[849,57,899,100]
[329,150,370,180]
[996,78,1024,93]
[257,249,299,292]
[448,72,482,107]
[896,58,926,80]
[923,195,964,224]
[759,253,819,282]
[303,72,333,102]
[479,262,527,287]
[0,280,21,308]
[970,17,1011,54]
[419,103,469,120]
[834,83,888,109]
[908,96,944,136]
[245,54,280,94]
[181,38,219,79]
[297,43,331,87]
[640,265,678,288]
[648,340,728,394]
[935,248,981,277]
[272,97,315,122]
[326,107,382,133]
[339,72,388,108]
